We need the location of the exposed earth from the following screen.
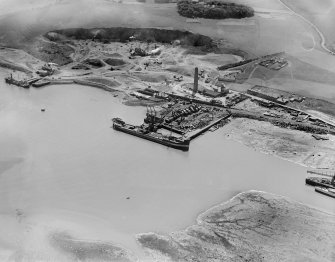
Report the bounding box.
[0,0,335,261]
[2,25,335,171]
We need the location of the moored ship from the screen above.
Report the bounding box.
[305,176,335,189]
[112,118,190,151]
[315,187,335,199]
[5,74,30,88]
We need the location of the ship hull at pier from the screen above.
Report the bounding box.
[315,187,335,199]
[305,177,335,189]
[112,121,190,151]
[5,77,30,88]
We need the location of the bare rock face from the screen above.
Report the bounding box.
[137,191,335,262]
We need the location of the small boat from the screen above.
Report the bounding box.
[315,187,335,199]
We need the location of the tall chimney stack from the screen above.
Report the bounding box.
[193,67,198,95]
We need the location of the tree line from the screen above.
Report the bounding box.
[177,0,254,19]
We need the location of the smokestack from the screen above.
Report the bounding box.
[193,67,198,95]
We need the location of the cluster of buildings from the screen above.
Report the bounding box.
[259,57,288,70]
[217,70,242,82]
[200,85,229,98]
[191,67,230,98]
[131,86,169,101]
[36,63,58,77]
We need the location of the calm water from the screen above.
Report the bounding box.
[0,75,334,256]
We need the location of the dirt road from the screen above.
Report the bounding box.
[278,0,335,56]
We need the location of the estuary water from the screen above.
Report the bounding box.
[0,76,334,257]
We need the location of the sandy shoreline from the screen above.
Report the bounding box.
[136,190,335,261]
[0,1,334,260]
[1,189,333,261]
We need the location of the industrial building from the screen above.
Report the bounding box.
[192,67,229,98]
[247,85,289,105]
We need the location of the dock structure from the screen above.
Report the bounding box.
[160,124,185,135]
[113,86,232,151]
[186,111,231,140]
[307,169,335,179]
[27,77,41,85]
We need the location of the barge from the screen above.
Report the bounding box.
[112,118,190,151]
[315,187,335,199]
[305,176,335,189]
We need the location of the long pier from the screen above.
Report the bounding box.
[27,77,41,85]
[186,113,231,140]
[307,169,335,178]
[159,124,185,135]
